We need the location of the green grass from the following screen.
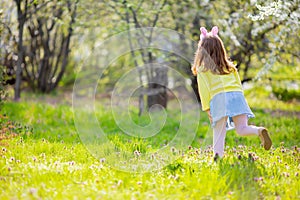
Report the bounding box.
[0,95,299,199]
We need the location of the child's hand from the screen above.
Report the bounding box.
[206,109,212,124]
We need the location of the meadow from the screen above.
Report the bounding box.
[0,90,299,199]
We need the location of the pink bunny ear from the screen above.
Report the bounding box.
[211,26,218,36]
[200,27,207,40]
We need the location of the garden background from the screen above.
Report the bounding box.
[0,0,299,199]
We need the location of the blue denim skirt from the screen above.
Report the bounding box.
[210,91,254,127]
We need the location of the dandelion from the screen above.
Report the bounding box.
[29,188,37,195]
[134,150,140,157]
[117,180,122,186]
[253,155,259,161]
[54,161,59,166]
[214,153,219,162]
[171,174,179,181]
[137,181,142,185]
[248,153,255,162]
[254,177,263,182]
[171,147,176,153]
[248,155,256,161]
[169,174,179,180]
[286,165,292,171]
[68,161,75,166]
[280,142,284,146]
[282,172,290,177]
[237,154,242,160]
[151,154,155,160]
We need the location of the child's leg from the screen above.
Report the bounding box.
[232,114,259,136]
[232,114,272,150]
[213,117,227,157]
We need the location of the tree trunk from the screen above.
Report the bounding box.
[14,24,24,100]
[14,0,27,101]
[17,0,78,94]
[121,0,168,115]
[147,65,168,110]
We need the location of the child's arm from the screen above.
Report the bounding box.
[206,109,212,123]
[197,74,210,111]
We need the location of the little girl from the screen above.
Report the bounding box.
[192,26,272,158]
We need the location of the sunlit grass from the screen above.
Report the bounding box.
[244,83,300,111]
[0,96,299,199]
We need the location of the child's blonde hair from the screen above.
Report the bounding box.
[191,34,236,76]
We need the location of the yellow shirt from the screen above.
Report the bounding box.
[197,69,243,111]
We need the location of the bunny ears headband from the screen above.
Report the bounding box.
[200,26,219,40]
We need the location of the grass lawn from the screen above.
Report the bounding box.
[0,92,299,199]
